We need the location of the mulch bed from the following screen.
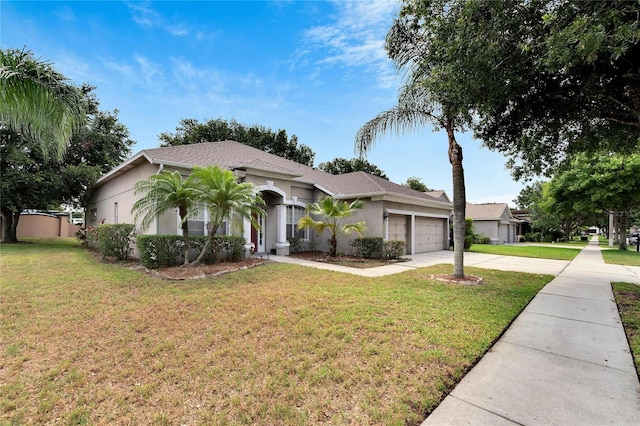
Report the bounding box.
[289,251,406,268]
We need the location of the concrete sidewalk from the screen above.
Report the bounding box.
[423,238,640,425]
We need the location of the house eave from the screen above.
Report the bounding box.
[232,163,304,179]
[333,191,452,209]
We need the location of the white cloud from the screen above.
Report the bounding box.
[299,0,399,88]
[126,1,189,37]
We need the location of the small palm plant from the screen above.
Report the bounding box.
[298,196,367,257]
[132,170,199,266]
[190,165,265,265]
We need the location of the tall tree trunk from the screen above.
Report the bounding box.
[329,233,337,258]
[1,210,20,243]
[618,213,628,251]
[446,120,466,278]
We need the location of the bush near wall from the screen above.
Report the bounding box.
[137,235,246,269]
[97,224,136,260]
[383,240,405,260]
[351,237,384,258]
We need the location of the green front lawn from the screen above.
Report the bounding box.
[612,282,640,376]
[1,239,552,425]
[602,248,640,267]
[468,244,580,261]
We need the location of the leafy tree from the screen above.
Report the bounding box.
[318,157,388,179]
[1,103,133,242]
[132,171,199,266]
[159,118,315,166]
[190,165,265,265]
[403,176,431,192]
[297,196,366,258]
[0,48,87,160]
[413,1,640,179]
[544,152,640,249]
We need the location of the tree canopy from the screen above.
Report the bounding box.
[544,152,640,248]
[0,48,88,160]
[318,157,388,179]
[403,176,431,192]
[159,118,315,166]
[1,95,134,242]
[409,0,640,179]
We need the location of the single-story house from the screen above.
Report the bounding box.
[86,141,452,256]
[466,202,522,244]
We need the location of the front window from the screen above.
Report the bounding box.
[184,205,228,236]
[287,205,307,240]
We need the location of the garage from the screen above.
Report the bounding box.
[386,213,448,255]
[415,216,447,252]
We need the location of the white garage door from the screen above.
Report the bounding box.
[415,217,446,252]
[388,214,407,244]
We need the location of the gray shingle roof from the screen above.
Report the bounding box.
[103,141,448,205]
[466,202,513,220]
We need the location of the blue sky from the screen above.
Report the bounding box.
[2,0,526,204]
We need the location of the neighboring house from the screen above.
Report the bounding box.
[425,190,451,203]
[86,141,452,256]
[511,209,532,236]
[466,202,522,244]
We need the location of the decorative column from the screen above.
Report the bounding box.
[275,204,290,256]
[242,216,253,257]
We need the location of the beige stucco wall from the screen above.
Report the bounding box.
[6,214,80,238]
[87,162,159,234]
[473,221,499,243]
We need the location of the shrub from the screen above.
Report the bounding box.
[137,235,247,268]
[383,240,405,260]
[351,237,383,258]
[464,235,474,250]
[288,237,304,254]
[97,224,135,260]
[525,232,542,242]
[223,235,246,262]
[473,234,491,244]
[137,235,184,269]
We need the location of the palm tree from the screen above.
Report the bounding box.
[190,165,265,265]
[355,16,470,278]
[132,170,199,266]
[0,48,86,160]
[297,196,367,258]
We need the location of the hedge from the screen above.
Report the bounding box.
[137,234,247,269]
[351,237,384,258]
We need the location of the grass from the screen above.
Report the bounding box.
[1,238,553,425]
[468,244,580,261]
[612,282,640,377]
[601,248,640,266]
